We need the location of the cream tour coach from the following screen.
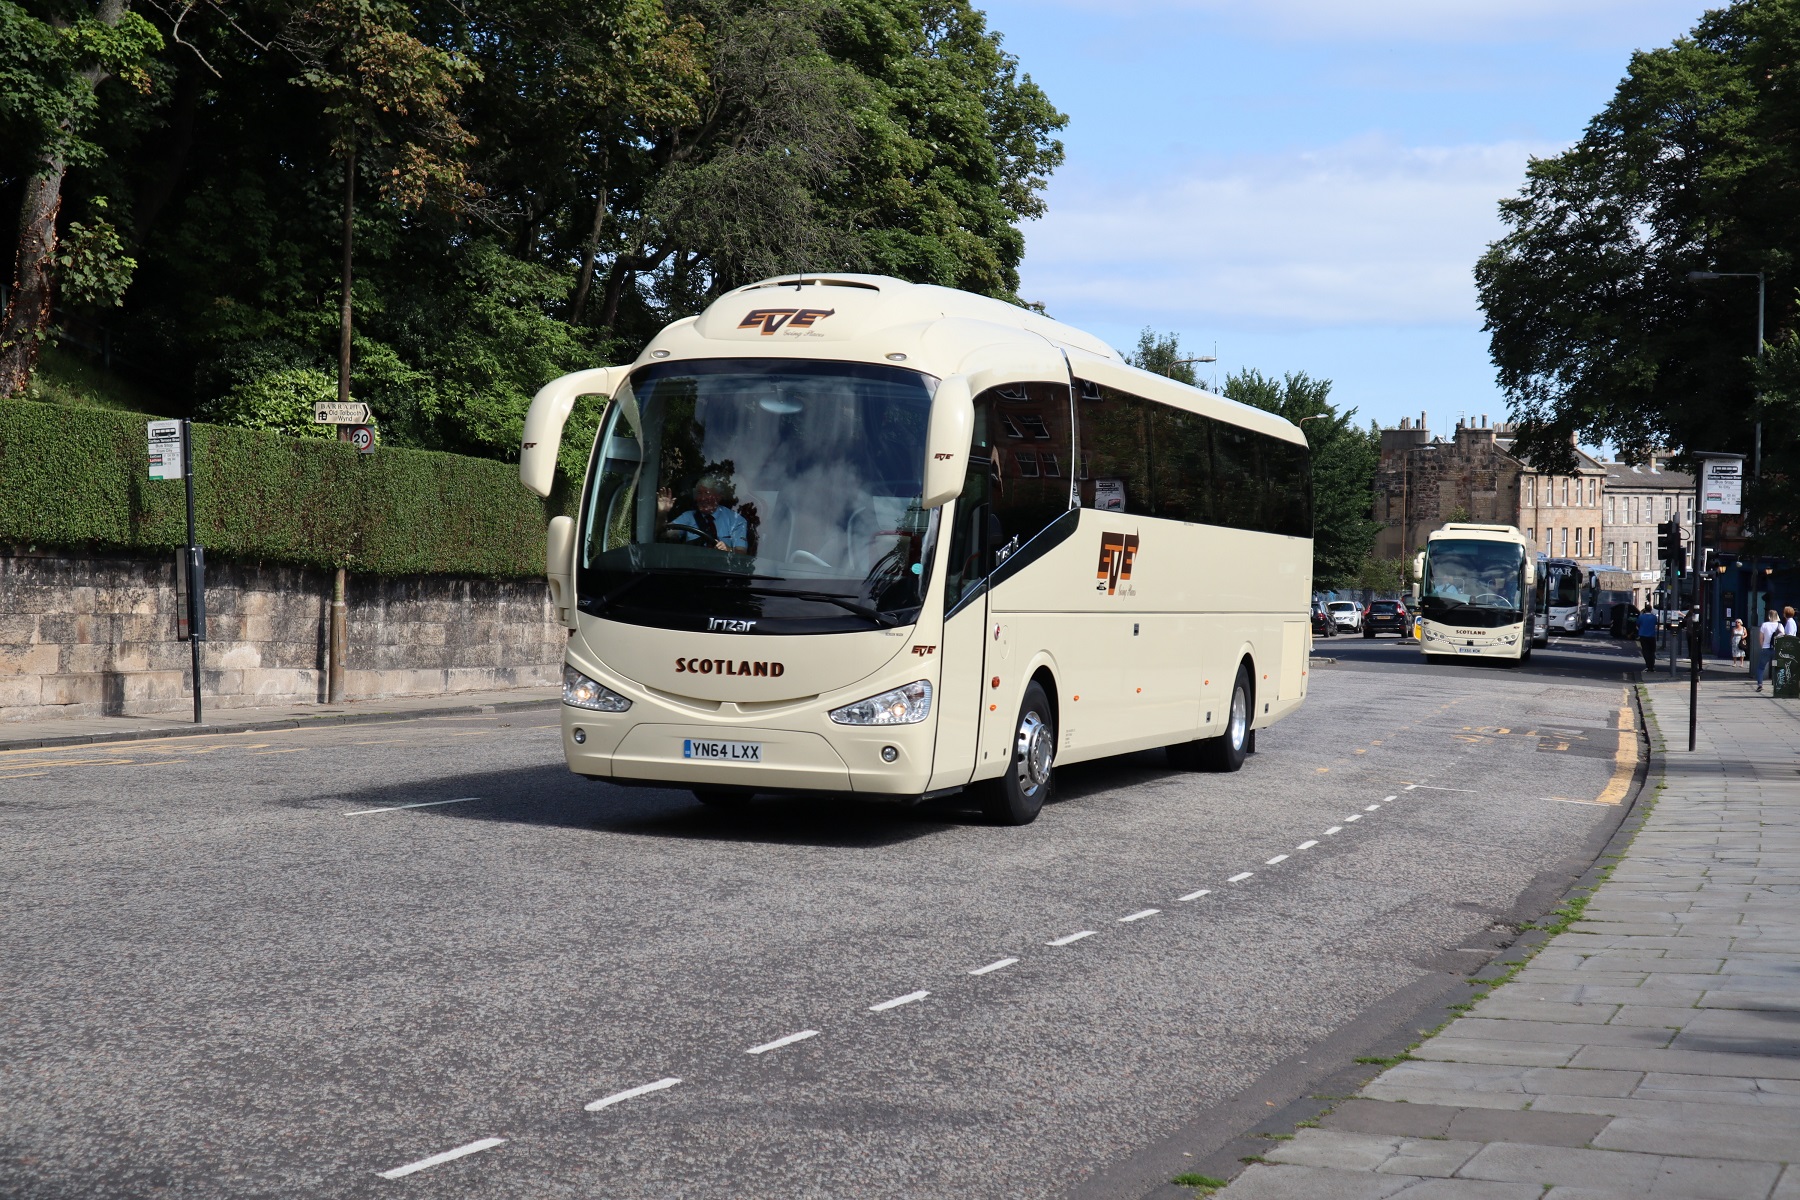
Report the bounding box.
[519,275,1315,824]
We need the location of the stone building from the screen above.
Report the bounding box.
[1602,455,1695,607]
[1373,413,1609,564]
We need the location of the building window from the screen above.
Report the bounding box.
[1587,478,1595,506]
[1589,527,1596,557]
[1559,527,1567,556]
[1605,496,1613,523]
[1524,477,1534,506]
[1606,541,1614,565]
[1685,496,1693,521]
[1558,478,1567,505]
[1663,495,1671,519]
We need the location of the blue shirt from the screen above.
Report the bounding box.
[1637,611,1658,638]
[672,505,749,551]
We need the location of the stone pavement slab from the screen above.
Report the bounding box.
[1203,678,1800,1200]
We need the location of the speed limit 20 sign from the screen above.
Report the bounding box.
[340,424,375,454]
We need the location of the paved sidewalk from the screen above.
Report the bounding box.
[1206,680,1800,1200]
[0,684,560,750]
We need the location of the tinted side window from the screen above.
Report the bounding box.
[1071,377,1311,538]
[1150,405,1213,525]
[943,394,995,605]
[1076,380,1154,516]
[988,381,1075,550]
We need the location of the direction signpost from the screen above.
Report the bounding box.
[310,402,375,701]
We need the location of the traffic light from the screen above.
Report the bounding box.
[1673,545,1687,578]
[1657,520,1675,561]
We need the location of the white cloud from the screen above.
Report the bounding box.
[1021,134,1557,330]
[1016,0,1702,47]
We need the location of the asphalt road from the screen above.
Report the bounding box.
[2,640,1639,1200]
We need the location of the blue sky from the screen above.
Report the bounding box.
[979,0,1708,434]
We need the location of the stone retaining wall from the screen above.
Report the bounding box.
[0,547,561,722]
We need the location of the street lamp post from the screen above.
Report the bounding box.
[1685,270,1765,480]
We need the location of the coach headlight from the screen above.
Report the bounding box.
[563,665,632,712]
[830,680,932,725]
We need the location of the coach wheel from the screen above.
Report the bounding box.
[980,680,1055,825]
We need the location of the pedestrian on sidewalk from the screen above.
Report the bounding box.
[1756,608,1782,692]
[1732,618,1748,667]
[1786,606,1798,637]
[1637,606,1659,671]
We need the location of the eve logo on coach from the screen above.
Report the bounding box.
[1095,531,1139,596]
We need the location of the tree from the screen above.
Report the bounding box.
[282,0,478,406]
[1125,327,1200,386]
[0,0,160,397]
[1474,0,1800,548]
[1223,368,1380,589]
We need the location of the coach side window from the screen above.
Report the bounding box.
[1149,406,1213,524]
[987,381,1076,555]
[1075,379,1154,516]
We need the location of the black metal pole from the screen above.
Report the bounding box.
[182,419,202,725]
[1690,475,1703,751]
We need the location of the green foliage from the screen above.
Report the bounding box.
[1224,368,1382,589]
[1355,553,1414,595]
[8,0,1064,455]
[0,1,162,172]
[0,397,551,576]
[52,203,136,308]
[197,365,339,439]
[21,344,163,414]
[1126,328,1201,386]
[1474,0,1800,547]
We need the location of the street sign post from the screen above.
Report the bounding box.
[340,423,375,453]
[1691,452,1746,751]
[148,418,206,723]
[313,401,371,425]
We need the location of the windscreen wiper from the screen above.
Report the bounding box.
[740,586,900,628]
[591,566,740,611]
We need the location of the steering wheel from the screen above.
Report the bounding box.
[658,522,711,545]
[1472,592,1511,607]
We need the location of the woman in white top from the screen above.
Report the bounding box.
[1756,610,1783,692]
[1785,606,1798,637]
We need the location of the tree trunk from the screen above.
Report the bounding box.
[570,149,610,326]
[338,144,355,405]
[0,163,65,398]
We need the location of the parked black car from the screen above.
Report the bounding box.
[1310,598,1337,637]
[1362,599,1411,637]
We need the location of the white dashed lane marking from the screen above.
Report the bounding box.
[1364,804,1382,811]
[1119,909,1160,923]
[969,958,1018,975]
[1047,931,1096,946]
[1296,840,1318,850]
[1227,872,1254,883]
[1265,854,1289,865]
[1178,889,1211,901]
[869,991,929,1012]
[1325,826,1343,835]
[346,796,481,816]
[1345,815,1362,822]
[585,1078,681,1112]
[378,1137,505,1179]
[746,1031,818,1055]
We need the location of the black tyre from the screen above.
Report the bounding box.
[980,680,1056,825]
[692,789,748,808]
[1200,665,1252,772]
[1363,629,1374,639]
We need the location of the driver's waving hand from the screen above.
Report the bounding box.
[671,474,749,553]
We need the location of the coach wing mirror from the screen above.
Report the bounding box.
[921,375,975,508]
[545,515,577,629]
[1412,551,1425,602]
[520,366,624,497]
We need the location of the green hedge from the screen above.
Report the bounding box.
[0,399,559,578]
